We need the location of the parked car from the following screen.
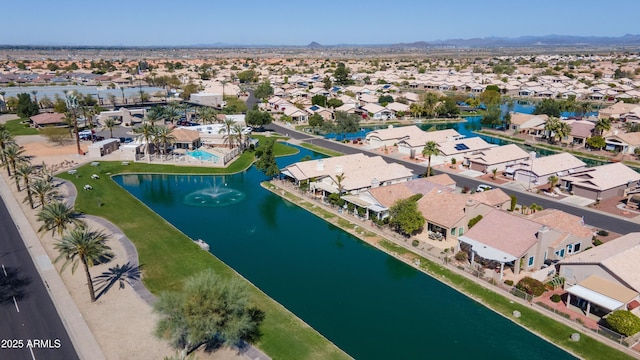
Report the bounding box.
[476,184,493,192]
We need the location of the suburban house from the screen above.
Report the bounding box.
[436,137,496,164]
[365,125,425,149]
[362,103,394,120]
[560,162,640,201]
[396,129,463,157]
[29,112,67,128]
[563,120,594,146]
[305,104,334,121]
[464,144,530,173]
[341,175,455,220]
[509,113,549,134]
[283,106,309,122]
[603,130,640,154]
[172,128,202,150]
[598,101,639,120]
[558,232,640,318]
[416,188,511,242]
[280,153,414,197]
[510,153,587,188]
[458,208,592,280]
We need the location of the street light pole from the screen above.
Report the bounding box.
[65,93,82,155]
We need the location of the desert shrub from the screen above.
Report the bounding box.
[411,239,419,247]
[597,229,609,236]
[255,150,264,158]
[515,276,546,297]
[461,185,470,194]
[504,279,514,286]
[605,310,640,336]
[467,215,483,229]
[454,251,468,261]
[551,294,562,303]
[593,237,603,246]
[509,195,517,212]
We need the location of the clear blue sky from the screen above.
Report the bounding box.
[2,0,638,46]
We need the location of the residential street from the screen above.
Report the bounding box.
[265,121,640,234]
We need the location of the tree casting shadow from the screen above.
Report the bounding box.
[93,262,142,300]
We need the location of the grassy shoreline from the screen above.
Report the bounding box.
[58,155,349,360]
[261,181,636,360]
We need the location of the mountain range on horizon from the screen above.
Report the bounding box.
[195,34,640,49]
[3,34,640,49]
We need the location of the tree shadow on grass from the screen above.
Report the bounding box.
[93,262,142,300]
[0,266,32,304]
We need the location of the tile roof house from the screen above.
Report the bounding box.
[362,103,394,120]
[365,125,424,149]
[29,112,66,128]
[436,137,496,163]
[343,175,455,220]
[281,153,414,196]
[458,208,591,279]
[598,101,639,120]
[464,144,530,173]
[558,232,640,317]
[603,130,640,154]
[560,162,640,201]
[509,113,549,135]
[396,129,462,157]
[563,120,594,146]
[510,153,587,188]
[172,128,202,150]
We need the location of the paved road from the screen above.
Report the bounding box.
[0,197,79,360]
[266,121,640,234]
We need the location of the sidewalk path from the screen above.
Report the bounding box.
[0,174,106,360]
[59,179,271,360]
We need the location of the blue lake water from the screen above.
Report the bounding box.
[114,145,575,359]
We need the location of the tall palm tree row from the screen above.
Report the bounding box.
[3,143,27,177]
[0,123,16,167]
[54,226,113,302]
[13,162,35,208]
[219,118,236,149]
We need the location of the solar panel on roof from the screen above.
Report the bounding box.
[454,143,469,151]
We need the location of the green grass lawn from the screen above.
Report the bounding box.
[5,118,39,136]
[58,159,349,360]
[298,143,343,157]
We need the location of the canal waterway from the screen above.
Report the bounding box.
[113,145,575,359]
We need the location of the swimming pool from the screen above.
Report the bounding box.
[187,149,219,162]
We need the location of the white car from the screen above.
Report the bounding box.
[476,184,493,192]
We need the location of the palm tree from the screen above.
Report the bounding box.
[594,118,611,137]
[197,106,216,124]
[154,126,176,157]
[13,163,35,208]
[164,104,181,124]
[37,201,84,237]
[30,178,59,208]
[146,106,165,125]
[547,175,559,191]
[120,88,126,104]
[3,144,27,177]
[107,94,117,108]
[335,173,346,194]
[231,123,246,149]
[421,141,439,177]
[31,90,38,109]
[219,118,235,148]
[54,226,112,302]
[103,118,117,138]
[133,123,156,161]
[0,124,16,167]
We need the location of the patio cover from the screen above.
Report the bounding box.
[566,276,638,311]
[458,235,518,263]
[311,181,337,194]
[367,204,387,212]
[342,195,373,208]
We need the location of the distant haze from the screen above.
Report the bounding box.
[1,0,639,46]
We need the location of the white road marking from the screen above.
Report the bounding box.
[13,296,20,312]
[2,264,6,276]
[29,345,36,360]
